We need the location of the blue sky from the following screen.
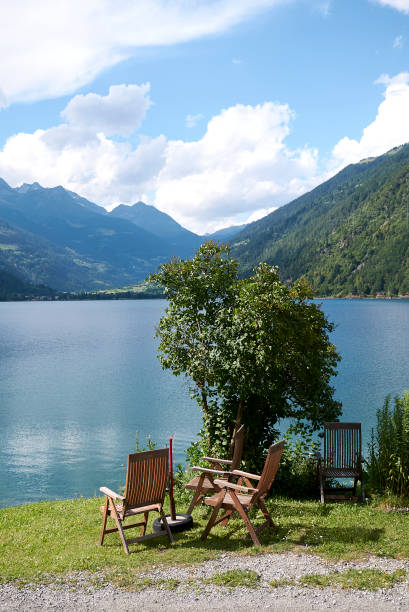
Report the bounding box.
[1,0,409,232]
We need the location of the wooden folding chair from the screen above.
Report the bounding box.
[316,422,365,504]
[185,425,245,515]
[201,439,284,546]
[99,448,174,554]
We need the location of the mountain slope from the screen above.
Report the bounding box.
[111,202,247,246]
[231,144,409,296]
[206,224,246,242]
[0,181,200,290]
[0,266,55,300]
[0,217,107,291]
[109,202,201,250]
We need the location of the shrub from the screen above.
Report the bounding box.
[186,426,320,499]
[273,430,319,498]
[367,390,409,499]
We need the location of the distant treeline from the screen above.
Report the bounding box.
[67,290,164,300]
[0,291,165,302]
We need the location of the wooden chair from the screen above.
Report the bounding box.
[185,425,245,515]
[99,448,174,554]
[316,422,365,504]
[201,439,284,546]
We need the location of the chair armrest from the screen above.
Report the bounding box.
[100,486,125,500]
[191,466,231,476]
[213,479,257,493]
[230,469,261,480]
[203,457,232,465]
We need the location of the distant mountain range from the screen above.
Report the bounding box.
[3,142,409,299]
[0,179,244,294]
[231,143,409,297]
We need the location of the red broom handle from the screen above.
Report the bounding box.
[169,435,176,520]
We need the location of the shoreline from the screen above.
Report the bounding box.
[2,294,409,303]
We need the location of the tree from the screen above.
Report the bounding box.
[150,242,341,470]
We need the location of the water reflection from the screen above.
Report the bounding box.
[0,300,201,507]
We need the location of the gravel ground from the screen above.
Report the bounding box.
[1,552,409,611]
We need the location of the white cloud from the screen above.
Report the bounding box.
[246,206,278,224]
[0,85,321,233]
[3,73,409,234]
[374,0,409,13]
[331,72,409,168]
[0,0,287,106]
[393,34,404,47]
[0,129,167,207]
[0,83,166,205]
[154,102,319,231]
[0,89,7,109]
[185,114,204,128]
[61,84,151,137]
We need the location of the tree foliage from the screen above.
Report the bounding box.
[150,242,341,470]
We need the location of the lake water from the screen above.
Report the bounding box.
[0,298,408,508]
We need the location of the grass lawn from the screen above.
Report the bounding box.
[1,494,409,588]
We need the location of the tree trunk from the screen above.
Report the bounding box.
[201,389,209,415]
[235,398,243,431]
[230,399,244,456]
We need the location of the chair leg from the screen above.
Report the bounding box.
[109,498,129,554]
[141,511,149,536]
[159,508,174,544]
[186,473,207,515]
[258,499,275,529]
[229,491,261,546]
[98,496,109,546]
[360,477,365,502]
[220,510,233,527]
[201,491,225,540]
[187,491,204,515]
[319,474,325,504]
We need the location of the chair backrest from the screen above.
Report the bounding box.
[230,425,245,471]
[253,439,285,501]
[323,422,362,469]
[123,448,169,512]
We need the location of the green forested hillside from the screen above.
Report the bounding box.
[0,267,55,300]
[231,144,409,296]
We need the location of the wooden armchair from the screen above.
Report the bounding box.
[201,439,284,546]
[185,425,244,515]
[99,448,174,554]
[316,422,365,504]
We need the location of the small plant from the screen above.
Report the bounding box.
[157,578,180,590]
[135,431,157,452]
[367,391,409,500]
[269,577,296,588]
[299,568,406,591]
[205,569,261,589]
[172,463,194,505]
